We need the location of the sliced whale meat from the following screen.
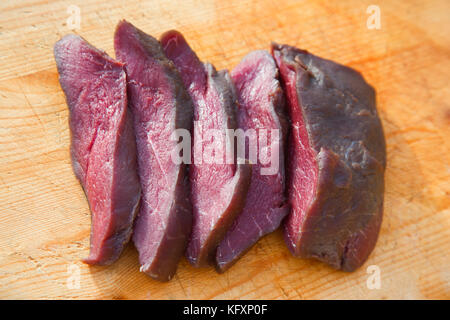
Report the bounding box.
[54,34,141,265]
[216,50,289,272]
[161,30,252,267]
[114,21,193,281]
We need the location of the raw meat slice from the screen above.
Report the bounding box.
[161,30,252,267]
[216,50,289,272]
[272,43,386,271]
[114,21,193,281]
[54,35,141,265]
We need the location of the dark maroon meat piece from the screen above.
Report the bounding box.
[272,43,386,271]
[114,21,193,281]
[54,35,141,265]
[215,51,289,272]
[161,30,251,267]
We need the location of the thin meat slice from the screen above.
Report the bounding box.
[215,51,289,272]
[161,30,252,267]
[54,35,141,265]
[272,43,386,271]
[114,21,193,281]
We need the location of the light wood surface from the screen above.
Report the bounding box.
[0,0,449,300]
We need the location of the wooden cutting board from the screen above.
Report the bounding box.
[0,0,449,300]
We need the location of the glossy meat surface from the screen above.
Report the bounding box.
[216,51,289,272]
[54,35,141,265]
[161,30,251,267]
[115,21,193,281]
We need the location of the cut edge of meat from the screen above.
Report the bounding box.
[215,50,290,273]
[54,34,141,266]
[114,20,193,281]
[137,164,192,281]
[187,64,253,268]
[83,96,142,266]
[271,43,319,258]
[161,30,252,268]
[192,160,252,267]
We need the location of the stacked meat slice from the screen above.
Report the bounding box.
[54,21,386,281]
[161,30,252,267]
[216,51,289,272]
[54,35,141,266]
[113,21,195,281]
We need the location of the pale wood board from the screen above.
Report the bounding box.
[0,0,449,299]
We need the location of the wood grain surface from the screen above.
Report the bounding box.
[0,0,449,300]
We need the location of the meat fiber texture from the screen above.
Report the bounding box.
[272,43,386,271]
[114,21,194,281]
[216,51,289,272]
[161,30,252,267]
[54,35,141,265]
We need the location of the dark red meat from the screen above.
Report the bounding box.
[114,21,193,281]
[54,35,141,265]
[272,43,386,271]
[161,30,251,267]
[216,51,289,272]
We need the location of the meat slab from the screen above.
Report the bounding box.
[216,51,289,272]
[114,21,193,281]
[272,43,386,271]
[54,35,141,265]
[161,30,252,267]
